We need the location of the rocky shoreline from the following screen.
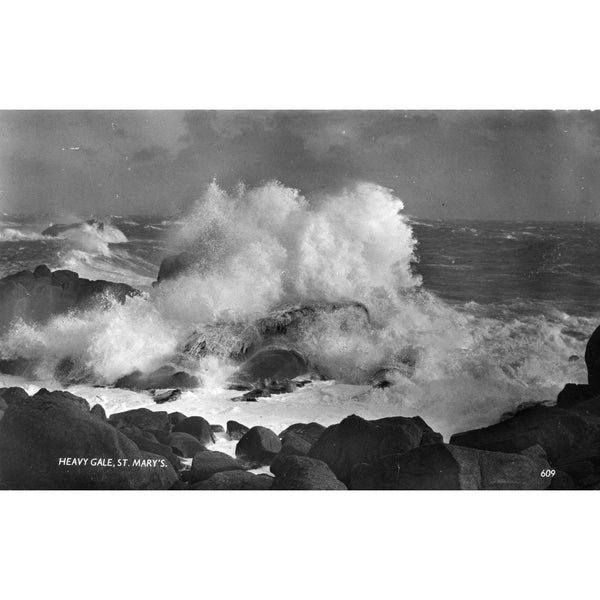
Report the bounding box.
[1,262,599,490]
[1,325,600,489]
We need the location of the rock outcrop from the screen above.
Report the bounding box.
[0,266,138,332]
[350,443,551,490]
[272,455,346,490]
[308,414,443,485]
[0,390,177,489]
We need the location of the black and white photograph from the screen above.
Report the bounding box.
[1,2,598,598]
[2,108,600,492]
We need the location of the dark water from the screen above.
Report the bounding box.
[412,219,600,319]
[2,215,599,322]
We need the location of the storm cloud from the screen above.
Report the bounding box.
[1,110,599,220]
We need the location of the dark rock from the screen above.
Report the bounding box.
[54,356,91,385]
[114,366,199,391]
[450,405,600,463]
[227,420,249,440]
[548,470,576,490]
[586,324,600,390]
[308,414,443,485]
[500,399,554,422]
[279,422,326,446]
[0,395,177,489]
[117,425,180,469]
[90,404,107,421]
[114,424,159,443]
[0,266,138,331]
[230,348,308,387]
[351,443,551,490]
[0,387,30,404]
[172,416,215,445]
[184,301,370,362]
[231,388,271,402]
[167,431,208,458]
[272,456,347,490]
[189,450,247,483]
[235,426,282,466]
[450,405,600,486]
[33,264,52,278]
[0,397,7,422]
[191,471,274,490]
[33,388,90,412]
[270,432,312,474]
[253,302,370,346]
[145,428,171,445]
[108,408,170,432]
[154,389,182,404]
[210,424,225,434]
[168,412,188,428]
[156,252,195,283]
[556,384,600,413]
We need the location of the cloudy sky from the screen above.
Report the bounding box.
[1,110,599,221]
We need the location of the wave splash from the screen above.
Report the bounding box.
[0,181,590,430]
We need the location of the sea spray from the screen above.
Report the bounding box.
[0,181,591,422]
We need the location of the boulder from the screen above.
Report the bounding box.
[191,471,274,490]
[556,384,600,416]
[0,266,138,331]
[172,416,215,446]
[227,420,249,441]
[0,387,30,404]
[114,366,199,391]
[117,425,180,469]
[235,426,282,467]
[145,428,171,445]
[90,404,107,421]
[450,405,600,464]
[350,443,551,490]
[585,324,600,390]
[33,388,90,412]
[156,252,195,283]
[108,408,170,432]
[556,383,600,409]
[230,348,308,387]
[168,412,188,428]
[167,432,208,458]
[189,450,247,483]
[184,301,370,362]
[0,393,177,489]
[154,389,182,404]
[210,424,225,434]
[308,414,443,484]
[272,456,347,490]
[279,422,325,446]
[270,432,312,474]
[450,405,600,487]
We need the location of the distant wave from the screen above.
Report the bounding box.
[0,227,45,242]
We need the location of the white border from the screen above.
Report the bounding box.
[1,2,598,598]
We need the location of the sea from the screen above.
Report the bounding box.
[0,181,598,441]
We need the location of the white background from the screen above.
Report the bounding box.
[1,1,598,598]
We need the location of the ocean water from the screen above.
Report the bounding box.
[1,181,598,437]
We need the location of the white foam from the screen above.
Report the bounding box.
[0,181,591,428]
